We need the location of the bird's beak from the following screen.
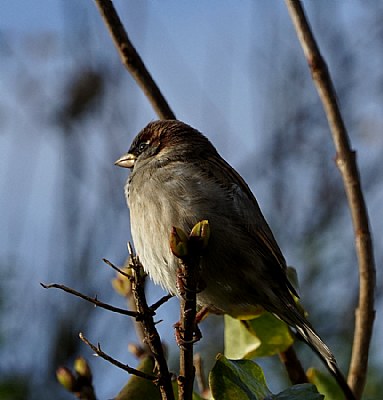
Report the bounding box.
[114,153,136,169]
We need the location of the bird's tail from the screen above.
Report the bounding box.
[293,315,356,400]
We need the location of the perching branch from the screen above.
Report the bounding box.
[93,0,175,120]
[284,1,376,399]
[175,259,200,400]
[170,221,210,400]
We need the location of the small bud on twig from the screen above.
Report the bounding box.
[74,357,92,380]
[56,367,76,391]
[189,219,210,252]
[170,226,189,258]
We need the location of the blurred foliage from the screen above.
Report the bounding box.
[58,68,105,127]
[0,377,29,400]
[56,357,95,400]
[307,368,343,400]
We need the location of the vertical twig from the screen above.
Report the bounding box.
[123,256,152,354]
[194,353,210,399]
[177,255,200,400]
[128,246,175,400]
[171,222,209,400]
[284,1,376,398]
[93,0,176,120]
[279,346,309,385]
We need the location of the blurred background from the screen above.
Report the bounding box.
[0,1,382,399]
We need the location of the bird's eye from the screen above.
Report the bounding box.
[138,141,149,153]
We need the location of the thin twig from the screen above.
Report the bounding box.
[40,283,138,317]
[194,353,210,399]
[104,255,146,352]
[150,294,174,312]
[103,257,131,278]
[172,223,208,400]
[79,332,156,381]
[104,256,153,355]
[170,222,209,400]
[279,346,308,385]
[284,1,376,399]
[177,256,200,400]
[93,0,175,120]
[128,248,175,400]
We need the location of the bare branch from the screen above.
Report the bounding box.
[103,257,131,278]
[279,346,308,385]
[284,1,376,398]
[150,294,174,312]
[171,222,209,400]
[194,353,210,399]
[176,259,200,400]
[79,332,156,381]
[128,249,175,400]
[106,256,153,355]
[40,283,138,317]
[93,0,175,120]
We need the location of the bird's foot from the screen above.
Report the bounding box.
[174,321,202,349]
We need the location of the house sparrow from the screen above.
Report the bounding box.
[115,120,354,399]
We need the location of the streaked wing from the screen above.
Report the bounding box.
[204,152,298,297]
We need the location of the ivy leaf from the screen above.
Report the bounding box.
[210,354,271,400]
[210,355,323,400]
[274,383,324,399]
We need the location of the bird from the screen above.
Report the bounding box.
[115,119,355,399]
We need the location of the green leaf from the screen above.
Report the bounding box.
[224,315,261,360]
[224,313,294,359]
[274,383,324,400]
[307,368,342,400]
[115,356,161,400]
[210,354,271,400]
[209,355,323,400]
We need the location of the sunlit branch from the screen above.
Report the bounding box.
[93,0,175,120]
[284,1,376,399]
